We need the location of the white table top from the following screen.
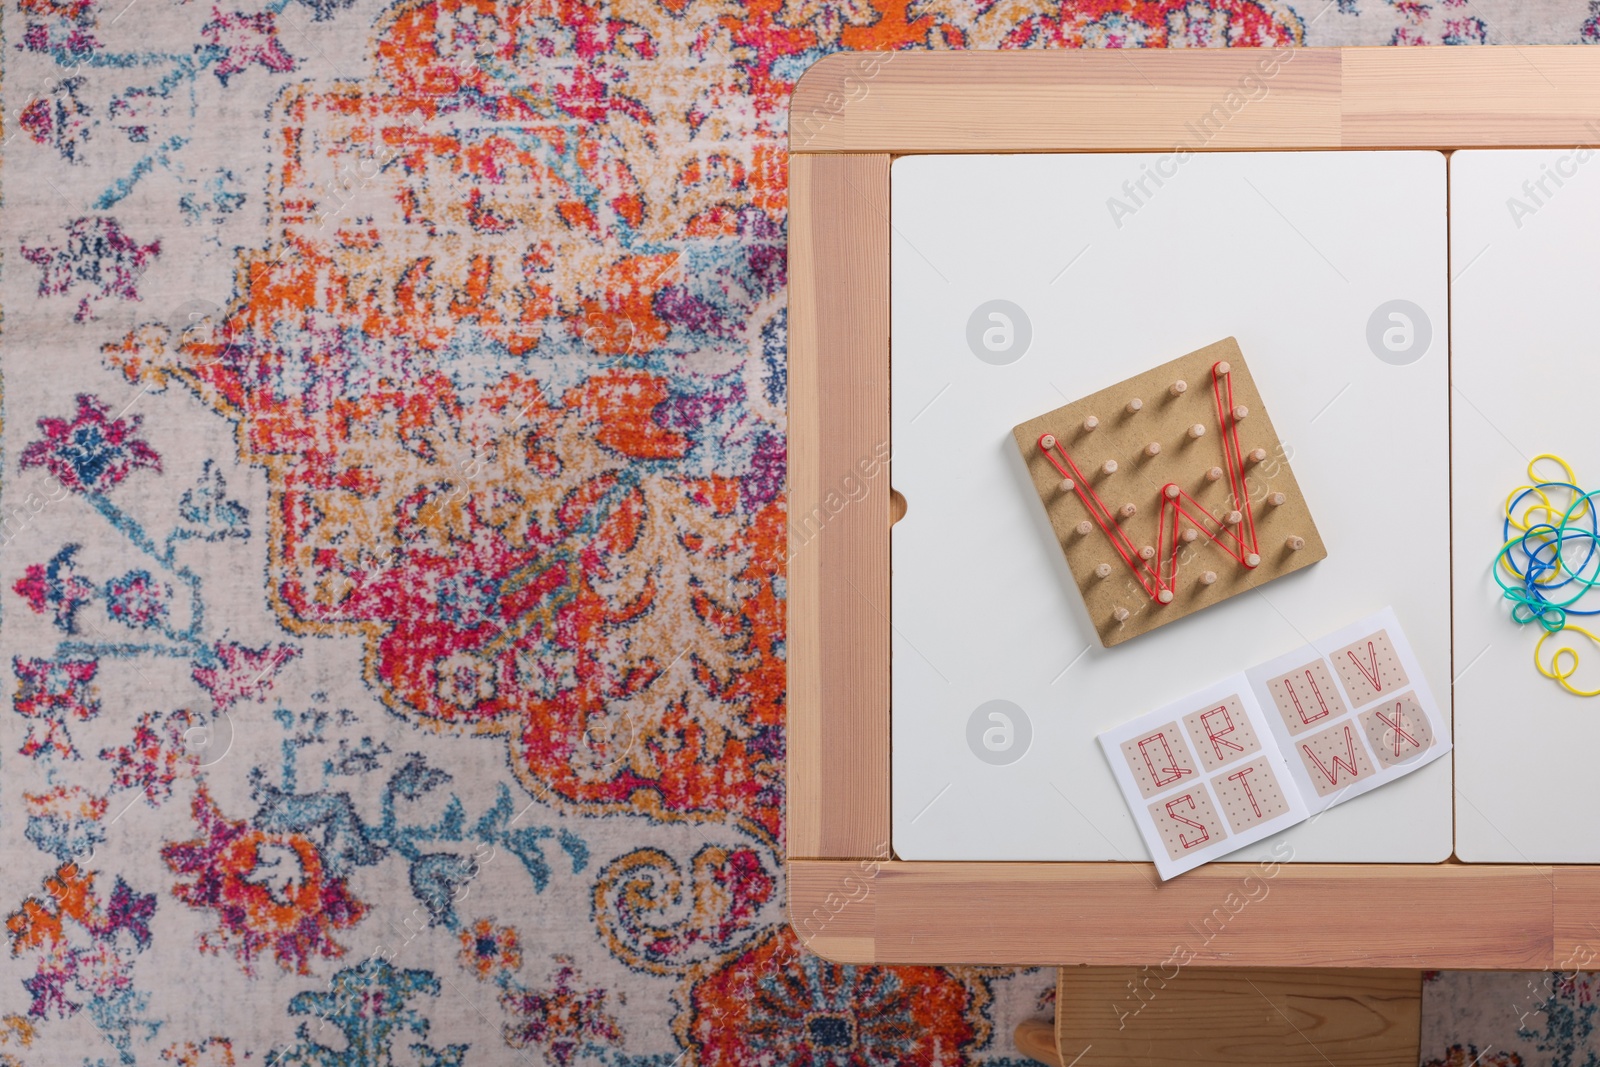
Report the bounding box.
[889,150,1453,863]
[1451,149,1600,863]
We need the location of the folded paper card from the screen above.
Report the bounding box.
[1098,607,1450,878]
[1245,607,1448,816]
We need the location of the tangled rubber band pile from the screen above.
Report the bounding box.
[1496,454,1600,696]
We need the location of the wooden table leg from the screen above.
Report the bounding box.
[1014,967,1422,1067]
[1014,1017,1065,1066]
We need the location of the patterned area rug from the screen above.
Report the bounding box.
[0,1,1594,1064]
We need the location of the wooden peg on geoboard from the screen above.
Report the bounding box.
[1011,337,1327,647]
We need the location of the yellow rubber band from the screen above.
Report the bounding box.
[1536,625,1600,697]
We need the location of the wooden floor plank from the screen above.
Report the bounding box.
[1056,967,1421,1067]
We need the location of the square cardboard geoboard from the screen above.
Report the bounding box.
[1012,337,1326,646]
[889,150,1451,863]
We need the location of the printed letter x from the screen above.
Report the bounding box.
[1375,704,1420,758]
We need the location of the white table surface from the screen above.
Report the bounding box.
[1450,149,1600,863]
[889,151,1453,863]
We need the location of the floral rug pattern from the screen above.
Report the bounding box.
[1,0,1594,1063]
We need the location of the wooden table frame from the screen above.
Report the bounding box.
[786,45,1600,969]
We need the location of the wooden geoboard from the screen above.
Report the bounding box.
[788,47,1600,970]
[1012,339,1326,645]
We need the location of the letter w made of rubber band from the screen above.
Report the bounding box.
[1038,361,1263,604]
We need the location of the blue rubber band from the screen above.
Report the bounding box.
[1496,480,1600,633]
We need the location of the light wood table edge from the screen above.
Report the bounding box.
[788,858,1592,968]
[791,45,1600,154]
[785,153,892,860]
